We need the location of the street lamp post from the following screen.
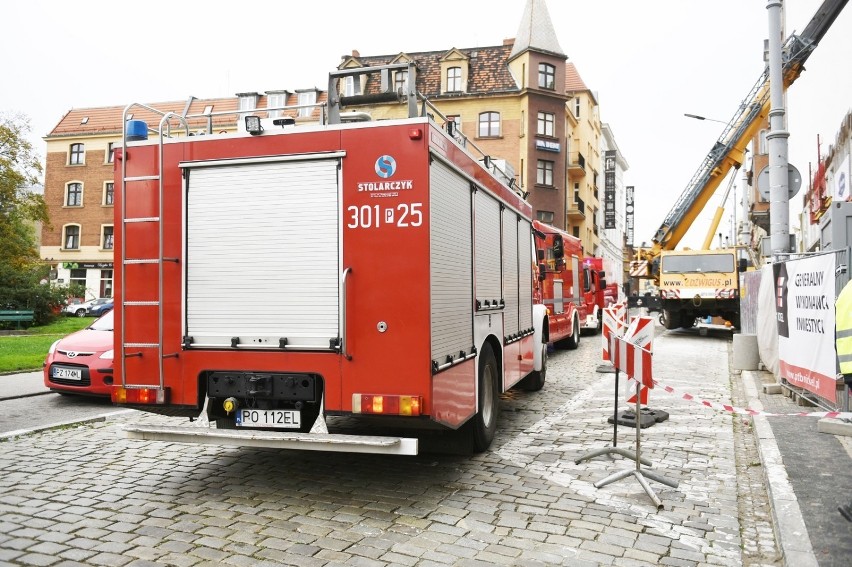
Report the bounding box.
[683,113,728,125]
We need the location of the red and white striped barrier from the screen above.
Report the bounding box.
[653,379,852,419]
[613,317,655,404]
[601,302,628,363]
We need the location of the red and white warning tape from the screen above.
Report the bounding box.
[652,379,852,419]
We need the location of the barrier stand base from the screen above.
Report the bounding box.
[574,445,652,466]
[593,383,679,511]
[594,466,679,511]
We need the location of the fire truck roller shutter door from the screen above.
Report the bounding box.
[183,157,340,348]
[429,160,474,365]
[502,210,520,338]
[474,191,502,310]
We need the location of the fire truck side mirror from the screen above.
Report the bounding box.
[599,276,607,289]
[537,249,545,262]
[538,264,547,280]
[738,258,748,272]
[555,258,565,271]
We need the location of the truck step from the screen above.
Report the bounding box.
[119,424,419,455]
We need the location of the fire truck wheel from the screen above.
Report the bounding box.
[518,343,546,391]
[472,342,500,452]
[565,314,580,350]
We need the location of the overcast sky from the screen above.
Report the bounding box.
[4,0,850,249]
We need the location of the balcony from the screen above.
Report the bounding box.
[567,151,585,177]
[568,196,585,221]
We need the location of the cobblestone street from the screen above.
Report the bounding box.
[1,326,786,566]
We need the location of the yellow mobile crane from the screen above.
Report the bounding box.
[635,0,847,330]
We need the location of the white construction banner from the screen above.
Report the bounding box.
[773,254,837,402]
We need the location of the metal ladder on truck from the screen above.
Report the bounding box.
[118,105,189,400]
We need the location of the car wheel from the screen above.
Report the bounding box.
[75,308,86,317]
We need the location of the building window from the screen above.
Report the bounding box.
[478,112,501,138]
[107,142,116,164]
[537,211,554,224]
[537,112,555,137]
[69,143,85,165]
[447,67,462,92]
[394,71,408,93]
[574,98,581,119]
[100,270,113,298]
[344,76,355,97]
[297,90,316,117]
[572,226,580,239]
[538,63,556,90]
[267,92,286,118]
[104,183,114,206]
[66,183,83,207]
[63,225,81,250]
[537,160,554,186]
[102,226,114,250]
[759,129,768,154]
[574,182,580,201]
[238,95,257,112]
[70,268,86,289]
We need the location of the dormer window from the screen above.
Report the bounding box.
[296,90,317,118]
[447,67,462,92]
[394,71,408,94]
[538,63,556,90]
[266,92,287,118]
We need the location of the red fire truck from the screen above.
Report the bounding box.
[111,64,547,455]
[581,256,619,328]
[532,222,612,345]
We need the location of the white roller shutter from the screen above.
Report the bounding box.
[430,160,473,363]
[502,210,519,336]
[519,219,534,331]
[184,158,340,349]
[474,191,502,308]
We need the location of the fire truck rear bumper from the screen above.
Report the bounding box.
[118,424,419,455]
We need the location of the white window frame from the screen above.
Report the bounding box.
[537,160,554,186]
[101,225,114,250]
[478,112,501,138]
[69,143,85,165]
[63,224,81,250]
[537,111,555,137]
[447,67,462,92]
[66,182,83,207]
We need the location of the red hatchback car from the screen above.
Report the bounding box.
[44,310,114,396]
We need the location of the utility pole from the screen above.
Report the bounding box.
[767,0,791,253]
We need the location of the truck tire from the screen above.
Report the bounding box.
[518,343,546,391]
[565,313,581,350]
[662,309,679,330]
[472,342,500,452]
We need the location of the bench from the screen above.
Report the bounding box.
[0,310,35,329]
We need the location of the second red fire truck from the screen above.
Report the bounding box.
[532,221,611,347]
[110,64,548,455]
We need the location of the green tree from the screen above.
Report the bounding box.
[0,113,69,325]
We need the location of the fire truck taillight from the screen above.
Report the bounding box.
[408,128,423,140]
[111,386,167,405]
[352,394,421,416]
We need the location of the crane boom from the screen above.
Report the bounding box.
[646,0,847,259]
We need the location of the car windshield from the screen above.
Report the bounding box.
[88,310,114,331]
